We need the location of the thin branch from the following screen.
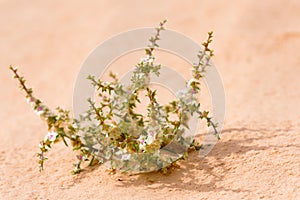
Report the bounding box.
[87,98,103,125]
[9,66,34,98]
[197,110,219,138]
[146,19,167,56]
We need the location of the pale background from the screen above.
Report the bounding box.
[0,0,299,199]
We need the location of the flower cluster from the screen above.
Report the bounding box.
[10,20,219,174]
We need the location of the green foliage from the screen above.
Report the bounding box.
[9,20,219,174]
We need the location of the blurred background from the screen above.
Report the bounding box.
[1,0,299,127]
[0,1,299,199]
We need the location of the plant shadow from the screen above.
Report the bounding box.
[71,125,297,193]
[112,126,297,193]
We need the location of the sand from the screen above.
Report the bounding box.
[0,0,299,199]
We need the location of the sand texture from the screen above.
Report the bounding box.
[0,0,299,199]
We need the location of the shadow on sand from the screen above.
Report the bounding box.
[74,126,296,193]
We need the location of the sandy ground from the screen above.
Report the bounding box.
[0,0,300,199]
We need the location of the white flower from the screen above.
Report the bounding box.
[140,55,154,64]
[26,97,35,106]
[92,143,101,150]
[148,58,154,63]
[176,89,187,98]
[82,113,90,118]
[121,154,131,161]
[35,110,44,116]
[187,78,198,86]
[44,131,58,142]
[144,129,157,145]
[139,143,146,151]
[146,134,154,144]
[38,142,43,148]
[34,106,45,116]
[138,135,146,150]
[72,123,78,129]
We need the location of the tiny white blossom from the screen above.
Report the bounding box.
[34,106,45,116]
[121,154,131,160]
[139,143,146,151]
[176,89,187,98]
[138,135,146,150]
[38,143,43,148]
[26,97,35,106]
[140,55,154,64]
[148,58,154,63]
[35,110,44,116]
[146,134,154,144]
[44,131,58,142]
[72,123,78,129]
[187,78,198,86]
[92,143,101,149]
